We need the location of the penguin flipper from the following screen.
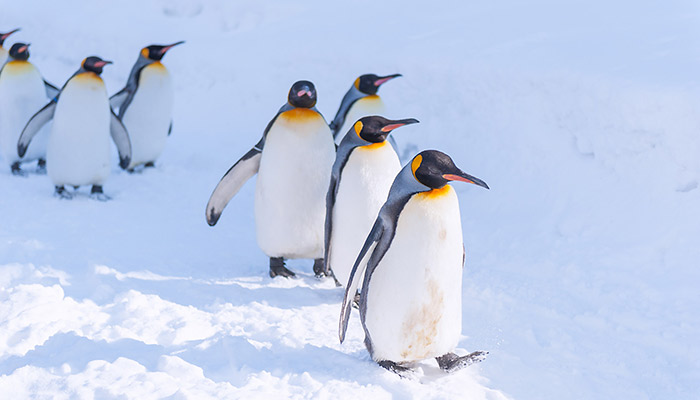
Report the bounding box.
[43,80,59,100]
[18,101,56,158]
[206,146,262,226]
[109,88,130,110]
[339,219,384,343]
[109,110,132,169]
[168,121,173,136]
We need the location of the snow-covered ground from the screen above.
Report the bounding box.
[2,0,699,398]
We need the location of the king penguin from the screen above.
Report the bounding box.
[18,56,131,200]
[0,43,59,175]
[329,73,401,142]
[206,80,336,278]
[323,115,418,287]
[0,28,20,65]
[110,41,183,171]
[339,150,489,375]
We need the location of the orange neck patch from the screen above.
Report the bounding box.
[280,107,319,122]
[415,185,452,200]
[358,141,388,151]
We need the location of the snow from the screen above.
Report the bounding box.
[1,0,700,398]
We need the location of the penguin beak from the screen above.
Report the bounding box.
[0,28,20,43]
[94,60,113,68]
[18,44,29,53]
[374,73,402,87]
[443,170,490,189]
[160,41,185,55]
[380,118,419,132]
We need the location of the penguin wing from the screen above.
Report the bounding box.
[205,143,262,226]
[323,145,357,276]
[17,101,56,158]
[43,80,60,99]
[339,219,386,343]
[109,88,131,111]
[168,121,173,136]
[110,109,132,169]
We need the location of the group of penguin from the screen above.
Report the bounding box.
[206,73,491,374]
[0,28,182,199]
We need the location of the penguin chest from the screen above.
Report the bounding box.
[337,96,385,141]
[122,63,173,167]
[48,73,111,186]
[255,108,336,259]
[364,186,464,363]
[329,143,401,286]
[0,61,49,162]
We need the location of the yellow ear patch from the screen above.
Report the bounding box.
[81,58,87,69]
[354,121,363,138]
[411,154,422,178]
[141,48,149,58]
[354,77,360,90]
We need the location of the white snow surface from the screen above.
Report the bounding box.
[1,0,700,399]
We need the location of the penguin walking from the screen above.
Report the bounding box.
[206,80,336,278]
[0,29,20,65]
[110,42,183,171]
[339,150,489,375]
[329,74,401,142]
[18,56,131,200]
[323,115,418,287]
[0,43,59,175]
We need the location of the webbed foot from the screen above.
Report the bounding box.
[436,351,488,373]
[269,257,295,278]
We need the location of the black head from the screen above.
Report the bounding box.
[82,56,112,75]
[288,80,317,108]
[354,73,402,95]
[353,115,419,143]
[9,42,29,61]
[0,28,20,46]
[141,41,184,61]
[411,150,489,190]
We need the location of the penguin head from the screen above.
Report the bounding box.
[0,28,20,46]
[82,56,112,75]
[410,150,489,190]
[354,73,402,95]
[9,43,30,61]
[353,116,419,144]
[141,41,184,61]
[287,80,317,108]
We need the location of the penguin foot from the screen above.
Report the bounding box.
[36,159,47,175]
[90,185,111,201]
[377,360,414,377]
[269,257,295,278]
[436,351,488,373]
[11,162,27,177]
[144,161,155,168]
[312,258,326,278]
[54,186,73,199]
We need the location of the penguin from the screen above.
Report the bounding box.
[329,73,401,142]
[0,28,21,65]
[0,43,59,175]
[110,41,183,171]
[18,56,131,200]
[339,150,489,375]
[323,115,418,287]
[206,80,336,278]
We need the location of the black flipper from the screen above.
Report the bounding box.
[18,101,56,158]
[43,80,59,99]
[109,87,130,110]
[109,109,132,169]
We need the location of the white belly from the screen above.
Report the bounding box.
[329,143,400,286]
[122,63,173,168]
[255,108,336,259]
[336,96,385,143]
[48,73,111,187]
[364,186,464,363]
[0,61,50,163]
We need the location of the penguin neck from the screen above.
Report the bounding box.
[357,140,389,151]
[415,185,453,200]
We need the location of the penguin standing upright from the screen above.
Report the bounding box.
[329,73,401,142]
[0,43,59,175]
[206,80,336,278]
[110,41,183,171]
[339,150,489,375]
[0,29,20,65]
[323,115,418,286]
[18,56,131,200]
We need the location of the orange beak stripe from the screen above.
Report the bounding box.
[442,174,474,184]
[380,123,406,132]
